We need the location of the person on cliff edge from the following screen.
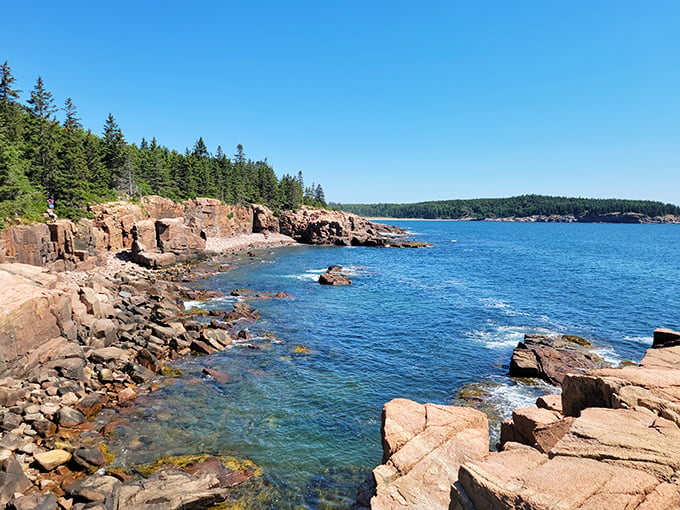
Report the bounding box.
[47,197,58,222]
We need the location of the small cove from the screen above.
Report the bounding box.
[103,221,680,508]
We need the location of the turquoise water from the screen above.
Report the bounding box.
[107,222,680,508]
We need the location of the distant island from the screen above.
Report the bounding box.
[336,195,680,223]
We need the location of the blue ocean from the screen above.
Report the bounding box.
[106,221,680,508]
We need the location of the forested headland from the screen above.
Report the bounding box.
[0,61,326,227]
[337,195,680,220]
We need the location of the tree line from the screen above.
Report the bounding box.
[337,195,680,219]
[0,61,326,226]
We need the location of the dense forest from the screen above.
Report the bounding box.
[337,195,680,219]
[0,61,326,227]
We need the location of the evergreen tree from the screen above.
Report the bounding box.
[314,184,326,205]
[54,125,89,210]
[193,137,209,158]
[0,61,23,142]
[278,173,303,208]
[100,113,127,192]
[63,97,82,130]
[234,143,245,164]
[25,77,59,192]
[26,77,57,119]
[0,134,43,222]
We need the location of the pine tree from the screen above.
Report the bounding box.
[193,137,209,159]
[63,97,82,130]
[234,144,245,164]
[54,125,89,209]
[25,77,59,192]
[100,114,127,192]
[0,61,23,142]
[314,184,326,205]
[26,77,57,119]
[278,173,303,209]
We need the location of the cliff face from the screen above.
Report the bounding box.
[0,196,253,271]
[0,200,406,271]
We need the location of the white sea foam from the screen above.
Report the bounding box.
[183,295,237,310]
[593,347,623,365]
[285,265,370,281]
[284,273,322,281]
[487,380,558,417]
[479,297,531,317]
[624,335,653,345]
[467,324,556,350]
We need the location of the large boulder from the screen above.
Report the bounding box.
[0,264,63,372]
[252,204,279,233]
[371,399,489,509]
[131,220,158,252]
[155,218,206,259]
[319,272,352,285]
[509,334,610,385]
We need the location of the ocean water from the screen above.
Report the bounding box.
[105,221,680,508]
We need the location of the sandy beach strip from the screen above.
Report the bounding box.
[205,232,297,253]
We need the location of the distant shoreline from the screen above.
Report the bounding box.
[367,215,680,224]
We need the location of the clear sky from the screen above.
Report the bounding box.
[4,1,680,204]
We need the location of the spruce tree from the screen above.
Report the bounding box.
[63,97,82,130]
[0,61,23,142]
[25,77,59,193]
[101,114,127,192]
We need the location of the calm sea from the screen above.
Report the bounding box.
[105,221,680,508]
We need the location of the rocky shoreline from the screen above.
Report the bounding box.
[0,199,410,509]
[364,328,680,509]
[3,197,677,509]
[483,212,680,223]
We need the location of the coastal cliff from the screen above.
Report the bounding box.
[0,197,406,271]
[364,329,680,509]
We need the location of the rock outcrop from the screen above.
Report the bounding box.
[366,328,680,509]
[252,204,280,233]
[370,399,489,510]
[319,265,352,285]
[509,333,610,385]
[279,207,406,246]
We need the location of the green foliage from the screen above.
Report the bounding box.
[338,195,680,219]
[0,61,329,224]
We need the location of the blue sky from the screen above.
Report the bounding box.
[4,1,680,204]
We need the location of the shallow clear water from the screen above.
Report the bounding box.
[107,221,680,508]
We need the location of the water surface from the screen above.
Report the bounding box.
[106,222,680,507]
